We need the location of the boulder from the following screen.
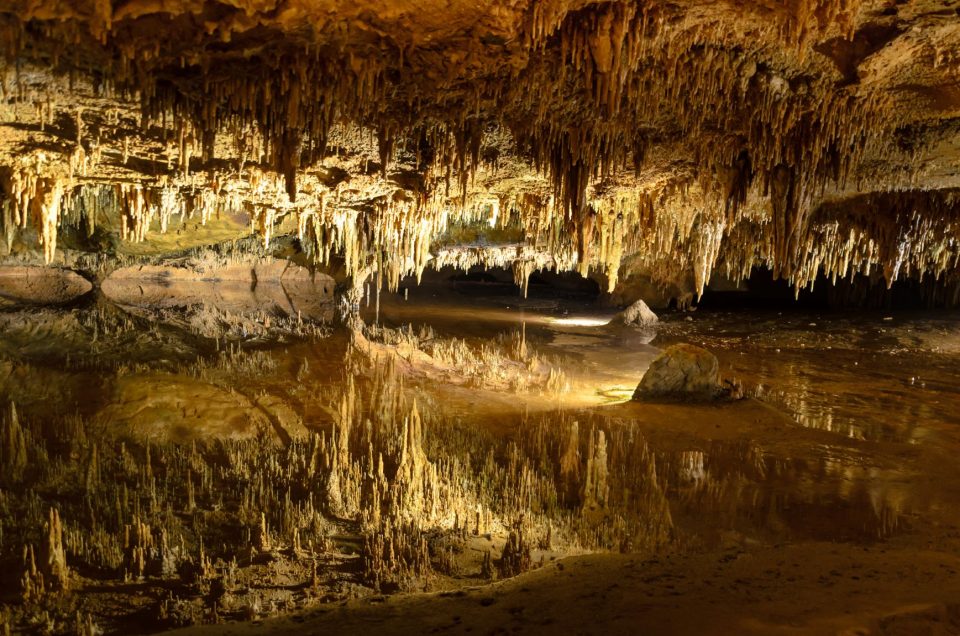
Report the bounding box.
[619,299,658,326]
[633,343,721,400]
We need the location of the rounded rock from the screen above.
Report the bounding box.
[633,343,721,400]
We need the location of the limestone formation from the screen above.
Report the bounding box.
[41,507,69,593]
[619,298,658,326]
[1,402,27,481]
[633,343,722,400]
[0,1,955,305]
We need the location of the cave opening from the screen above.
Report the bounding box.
[696,267,960,311]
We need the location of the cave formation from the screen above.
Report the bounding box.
[0,0,956,301]
[0,0,960,634]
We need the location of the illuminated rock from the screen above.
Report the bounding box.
[619,299,658,326]
[633,344,721,401]
[101,257,335,337]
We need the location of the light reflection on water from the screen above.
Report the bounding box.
[648,310,960,445]
[356,297,960,545]
[2,294,960,552]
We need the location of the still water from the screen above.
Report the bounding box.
[2,281,960,631]
[366,291,960,545]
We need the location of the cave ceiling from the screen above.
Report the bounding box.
[0,0,958,298]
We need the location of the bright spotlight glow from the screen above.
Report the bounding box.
[596,387,636,403]
[548,317,612,327]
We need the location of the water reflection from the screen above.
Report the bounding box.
[1,296,959,632]
[656,311,960,444]
[660,441,910,543]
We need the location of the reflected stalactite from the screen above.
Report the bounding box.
[0,285,954,632]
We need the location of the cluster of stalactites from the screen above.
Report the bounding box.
[510,0,882,237]
[0,0,942,298]
[299,22,893,296]
[5,142,956,308]
[296,185,491,295]
[0,169,245,260]
[706,189,960,296]
[0,154,66,263]
[482,174,960,301]
[431,243,578,298]
[3,0,882,214]
[789,190,960,293]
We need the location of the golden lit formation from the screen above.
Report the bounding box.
[0,0,960,634]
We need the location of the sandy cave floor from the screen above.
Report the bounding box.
[176,542,960,636]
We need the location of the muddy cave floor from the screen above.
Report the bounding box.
[2,282,960,635]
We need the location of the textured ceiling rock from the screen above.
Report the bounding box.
[0,0,958,301]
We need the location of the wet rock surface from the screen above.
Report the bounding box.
[101,257,336,339]
[633,343,721,400]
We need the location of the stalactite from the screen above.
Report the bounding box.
[0,0,949,301]
[582,427,609,512]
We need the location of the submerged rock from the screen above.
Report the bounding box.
[0,266,91,304]
[619,299,658,326]
[633,344,721,401]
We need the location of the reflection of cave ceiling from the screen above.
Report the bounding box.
[0,0,958,298]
